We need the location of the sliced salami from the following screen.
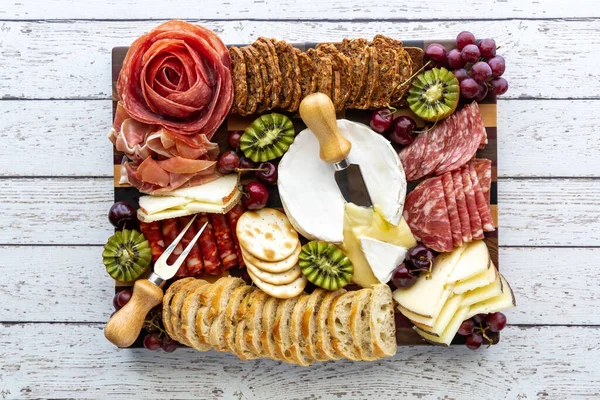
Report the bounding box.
[472,158,492,204]
[178,216,204,276]
[403,176,453,252]
[226,202,246,268]
[139,221,165,263]
[160,218,185,276]
[399,129,428,181]
[451,169,472,243]
[196,213,222,275]
[461,166,484,240]
[210,213,239,270]
[441,172,463,248]
[469,164,495,232]
[442,103,487,174]
[416,122,447,179]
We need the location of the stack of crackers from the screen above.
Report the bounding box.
[229,35,424,115]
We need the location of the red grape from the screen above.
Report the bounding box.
[243,182,269,210]
[143,333,162,351]
[490,78,509,95]
[162,337,179,352]
[487,55,506,77]
[478,38,497,58]
[453,68,470,83]
[474,83,489,102]
[113,289,132,310]
[472,314,486,324]
[227,130,243,149]
[370,108,394,133]
[108,202,136,229]
[465,332,483,350]
[461,44,481,64]
[425,43,447,67]
[447,49,465,69]
[470,61,492,83]
[407,244,435,272]
[237,157,256,176]
[486,312,507,332]
[391,263,418,289]
[458,319,475,336]
[388,116,417,146]
[255,162,278,185]
[217,151,240,174]
[460,78,480,99]
[456,31,476,50]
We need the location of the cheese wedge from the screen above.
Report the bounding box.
[413,293,464,337]
[393,244,466,318]
[446,240,490,284]
[156,174,239,203]
[466,275,516,319]
[138,196,190,215]
[359,237,407,284]
[461,273,504,308]
[396,288,453,328]
[415,306,470,346]
[453,262,497,294]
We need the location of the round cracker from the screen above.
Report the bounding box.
[241,242,300,273]
[247,268,307,299]
[246,261,302,285]
[236,208,299,262]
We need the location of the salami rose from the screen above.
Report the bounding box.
[117,20,233,139]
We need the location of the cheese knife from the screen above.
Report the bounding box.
[299,93,373,207]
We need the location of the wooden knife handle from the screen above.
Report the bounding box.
[104,279,163,348]
[299,92,351,164]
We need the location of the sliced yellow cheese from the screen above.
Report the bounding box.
[413,293,464,337]
[397,287,453,328]
[466,275,516,319]
[414,306,469,346]
[138,196,190,215]
[461,273,504,308]
[452,261,497,295]
[447,240,490,284]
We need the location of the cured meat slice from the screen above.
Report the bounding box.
[442,102,487,174]
[178,216,204,276]
[472,158,492,204]
[451,169,472,243]
[196,213,222,275]
[441,172,463,248]
[469,164,495,232]
[226,202,246,268]
[461,166,484,240]
[161,218,185,276]
[210,214,239,270]
[398,129,428,181]
[403,176,453,252]
[417,119,449,179]
[139,221,165,262]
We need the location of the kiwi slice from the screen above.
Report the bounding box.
[407,67,459,122]
[298,241,353,290]
[103,229,152,283]
[240,113,295,162]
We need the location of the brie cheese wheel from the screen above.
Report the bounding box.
[278,119,407,243]
[359,236,407,284]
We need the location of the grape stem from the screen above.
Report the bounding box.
[236,167,268,173]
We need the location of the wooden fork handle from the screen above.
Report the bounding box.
[104,279,163,348]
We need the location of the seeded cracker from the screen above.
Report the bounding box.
[274,40,295,110]
[317,44,352,111]
[337,38,370,108]
[306,48,333,100]
[369,36,400,108]
[296,48,317,102]
[247,44,270,113]
[255,37,282,110]
[241,46,263,116]
[354,45,379,109]
[228,46,247,115]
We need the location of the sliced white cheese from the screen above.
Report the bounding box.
[453,262,498,295]
[415,306,470,346]
[446,240,490,284]
[461,273,504,308]
[138,196,190,215]
[413,293,464,337]
[137,208,194,223]
[156,174,239,203]
[465,274,516,319]
[397,287,453,328]
[393,244,466,318]
[359,236,407,284]
[278,119,406,243]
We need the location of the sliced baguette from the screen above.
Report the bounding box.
[210,284,253,352]
[180,283,213,351]
[223,286,255,354]
[369,283,397,358]
[260,296,282,360]
[328,291,361,360]
[301,288,329,361]
[288,294,312,366]
[208,277,246,320]
[168,279,207,346]
[315,289,345,361]
[194,278,230,345]
[243,290,270,357]
[272,296,301,363]
[350,288,376,361]
[234,318,260,360]
[162,277,195,341]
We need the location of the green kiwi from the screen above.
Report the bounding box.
[298,241,353,290]
[103,229,152,283]
[407,67,459,122]
[240,113,295,162]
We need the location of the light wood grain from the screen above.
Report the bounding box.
[2,0,598,20]
[2,99,599,177]
[0,323,598,399]
[1,246,597,326]
[1,20,600,99]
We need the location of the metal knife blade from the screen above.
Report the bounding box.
[334,162,373,207]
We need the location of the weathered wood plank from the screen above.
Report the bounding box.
[3,99,599,177]
[0,246,596,325]
[2,0,598,20]
[1,20,599,99]
[0,323,598,399]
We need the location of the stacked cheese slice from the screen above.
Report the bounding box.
[393,240,515,345]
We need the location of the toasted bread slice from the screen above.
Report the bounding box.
[350,288,376,361]
[223,286,255,354]
[209,277,246,320]
[193,278,230,345]
[370,284,397,358]
[328,291,361,360]
[272,296,300,363]
[210,284,253,352]
[260,296,281,360]
[180,283,213,351]
[315,289,345,361]
[301,288,329,361]
[288,294,312,366]
[162,277,195,341]
[168,279,207,346]
[234,318,260,360]
[243,290,270,357]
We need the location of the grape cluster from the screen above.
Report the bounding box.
[457,312,507,350]
[370,109,418,147]
[424,31,509,102]
[112,289,180,352]
[390,244,436,289]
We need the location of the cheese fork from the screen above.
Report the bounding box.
[104,215,208,348]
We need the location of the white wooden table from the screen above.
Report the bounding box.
[1,1,599,399]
